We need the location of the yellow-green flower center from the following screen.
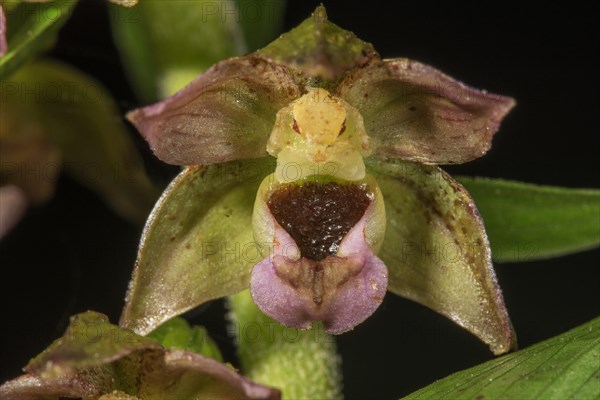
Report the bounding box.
[267,88,371,183]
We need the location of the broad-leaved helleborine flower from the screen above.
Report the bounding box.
[123,6,517,355]
[0,311,279,400]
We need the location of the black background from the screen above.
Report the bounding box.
[1,1,599,399]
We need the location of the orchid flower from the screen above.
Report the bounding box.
[122,6,516,355]
[0,312,279,400]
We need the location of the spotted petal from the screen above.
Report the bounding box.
[366,158,516,354]
[127,56,301,165]
[339,59,515,164]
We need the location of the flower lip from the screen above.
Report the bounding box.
[251,176,388,333]
[251,199,388,334]
[267,180,372,261]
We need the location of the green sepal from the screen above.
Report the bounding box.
[366,158,516,355]
[257,5,378,82]
[120,157,276,335]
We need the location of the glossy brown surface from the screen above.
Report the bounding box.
[268,182,371,261]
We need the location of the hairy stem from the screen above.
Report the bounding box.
[228,290,343,399]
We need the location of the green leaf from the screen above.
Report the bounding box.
[228,290,342,400]
[0,0,77,79]
[366,158,516,355]
[148,317,223,361]
[120,157,276,335]
[402,316,600,400]
[109,0,285,102]
[4,59,160,223]
[458,177,600,262]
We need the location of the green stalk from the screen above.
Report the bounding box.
[228,290,342,399]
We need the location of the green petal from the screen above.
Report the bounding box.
[458,177,600,262]
[256,5,378,81]
[127,56,301,166]
[148,317,223,361]
[366,158,516,355]
[339,59,515,164]
[402,317,600,400]
[4,59,159,223]
[120,157,276,335]
[0,0,76,79]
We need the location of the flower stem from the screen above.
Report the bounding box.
[227,290,342,399]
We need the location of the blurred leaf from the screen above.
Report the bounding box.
[109,0,285,102]
[1,5,7,56]
[4,59,160,223]
[148,317,223,361]
[120,158,276,335]
[1,103,61,204]
[0,2,22,13]
[403,316,600,400]
[228,290,342,400]
[367,158,516,355]
[0,0,76,79]
[235,0,285,52]
[458,177,600,262]
[0,184,28,239]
